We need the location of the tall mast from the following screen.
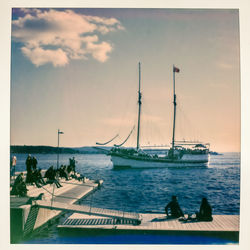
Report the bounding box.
[172,65,179,152]
[136,62,142,150]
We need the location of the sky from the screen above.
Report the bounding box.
[10,8,240,152]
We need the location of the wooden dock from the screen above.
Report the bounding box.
[58,212,239,242]
[10,177,103,243]
[35,200,141,224]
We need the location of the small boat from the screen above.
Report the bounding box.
[97,63,210,168]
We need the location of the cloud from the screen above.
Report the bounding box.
[12,8,124,67]
[21,46,68,67]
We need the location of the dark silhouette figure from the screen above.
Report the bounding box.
[31,156,38,171]
[69,157,77,174]
[10,173,28,197]
[31,168,46,187]
[196,198,213,221]
[59,165,69,180]
[67,164,73,174]
[25,154,33,183]
[45,166,62,188]
[165,195,184,218]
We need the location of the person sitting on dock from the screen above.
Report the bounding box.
[10,173,28,197]
[45,166,62,188]
[165,195,184,218]
[31,168,46,188]
[66,164,73,174]
[59,165,69,180]
[196,198,213,221]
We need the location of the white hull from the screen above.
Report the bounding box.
[111,153,210,168]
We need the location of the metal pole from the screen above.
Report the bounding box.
[57,129,60,169]
[172,65,177,153]
[137,62,142,150]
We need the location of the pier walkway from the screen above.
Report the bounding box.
[10,178,103,243]
[35,200,141,224]
[58,212,239,242]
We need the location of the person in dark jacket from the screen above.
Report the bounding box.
[31,156,38,171]
[10,173,28,197]
[196,198,213,221]
[25,154,33,183]
[31,168,46,187]
[165,196,184,218]
[59,165,69,180]
[45,166,62,188]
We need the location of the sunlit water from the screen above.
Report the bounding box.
[12,152,240,244]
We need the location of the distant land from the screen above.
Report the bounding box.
[10,145,106,154]
[10,145,222,155]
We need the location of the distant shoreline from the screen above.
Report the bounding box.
[9,145,231,155]
[10,145,102,154]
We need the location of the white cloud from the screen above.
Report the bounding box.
[12,9,124,67]
[21,46,68,67]
[86,41,112,63]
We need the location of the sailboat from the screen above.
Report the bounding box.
[97,63,210,168]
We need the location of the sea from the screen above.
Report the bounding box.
[12,152,240,244]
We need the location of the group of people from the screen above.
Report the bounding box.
[10,155,83,197]
[165,195,213,222]
[44,166,63,188]
[25,155,41,186]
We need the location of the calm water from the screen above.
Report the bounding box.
[13,152,240,244]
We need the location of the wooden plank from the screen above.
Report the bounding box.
[35,200,141,223]
[59,212,239,235]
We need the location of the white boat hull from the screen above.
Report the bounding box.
[111,153,210,168]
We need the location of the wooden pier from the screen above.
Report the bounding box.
[35,200,141,224]
[58,212,239,243]
[10,177,103,243]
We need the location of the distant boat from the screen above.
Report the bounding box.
[97,63,210,168]
[209,151,223,155]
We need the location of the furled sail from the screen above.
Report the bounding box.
[114,126,135,147]
[96,134,119,146]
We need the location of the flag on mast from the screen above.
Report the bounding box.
[173,66,180,73]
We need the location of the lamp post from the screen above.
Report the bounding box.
[57,129,64,169]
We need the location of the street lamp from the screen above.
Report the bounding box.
[57,129,64,169]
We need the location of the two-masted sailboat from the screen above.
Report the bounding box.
[97,63,210,168]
